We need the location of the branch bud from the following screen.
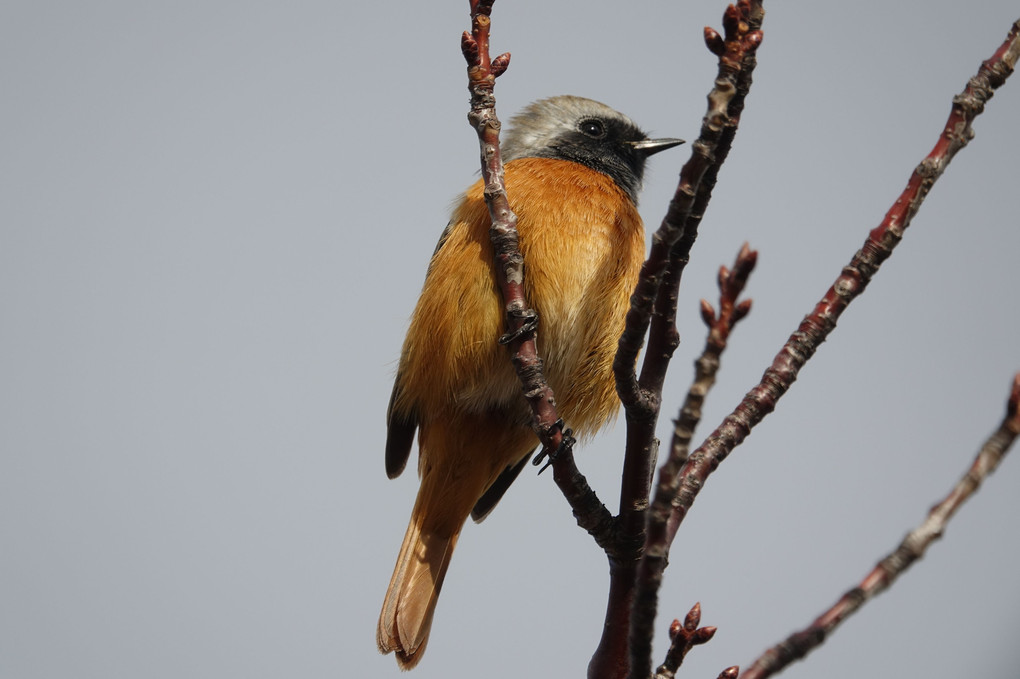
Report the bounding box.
[695,626,718,644]
[732,299,752,323]
[704,27,725,56]
[684,602,702,630]
[461,32,478,65]
[492,52,511,77]
[700,299,716,327]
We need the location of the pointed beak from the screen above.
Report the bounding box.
[628,137,685,156]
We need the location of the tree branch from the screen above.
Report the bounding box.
[609,4,765,678]
[668,15,1020,546]
[629,242,758,679]
[461,0,614,546]
[636,243,757,645]
[739,372,1020,679]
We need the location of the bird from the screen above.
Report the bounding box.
[377,95,682,669]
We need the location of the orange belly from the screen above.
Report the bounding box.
[393,155,647,451]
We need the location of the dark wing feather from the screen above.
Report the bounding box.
[470,450,534,522]
[384,376,417,479]
[384,220,454,479]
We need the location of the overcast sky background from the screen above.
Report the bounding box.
[3,2,1019,678]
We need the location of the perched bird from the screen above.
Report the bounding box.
[378,95,682,669]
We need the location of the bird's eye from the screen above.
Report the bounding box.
[579,118,607,139]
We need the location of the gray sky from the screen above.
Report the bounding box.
[2,2,1019,678]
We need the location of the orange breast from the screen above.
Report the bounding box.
[394,156,646,437]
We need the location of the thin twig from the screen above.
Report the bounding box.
[638,244,758,633]
[461,0,614,546]
[629,243,758,679]
[675,243,757,470]
[740,372,1020,679]
[612,5,764,678]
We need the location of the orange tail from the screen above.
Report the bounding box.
[377,502,461,670]
[378,411,536,668]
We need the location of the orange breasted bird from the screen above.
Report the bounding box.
[377,95,682,669]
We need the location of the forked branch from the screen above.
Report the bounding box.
[616,5,765,678]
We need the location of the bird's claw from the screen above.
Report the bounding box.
[533,419,575,474]
[498,309,539,345]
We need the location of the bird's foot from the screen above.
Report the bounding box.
[498,308,539,345]
[534,419,575,474]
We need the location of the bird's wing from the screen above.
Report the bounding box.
[384,375,417,479]
[469,449,534,522]
[384,219,457,479]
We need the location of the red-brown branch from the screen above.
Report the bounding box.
[643,244,757,607]
[669,244,757,473]
[667,15,1020,547]
[461,0,615,549]
[605,5,764,679]
[628,243,758,679]
[740,372,1020,679]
